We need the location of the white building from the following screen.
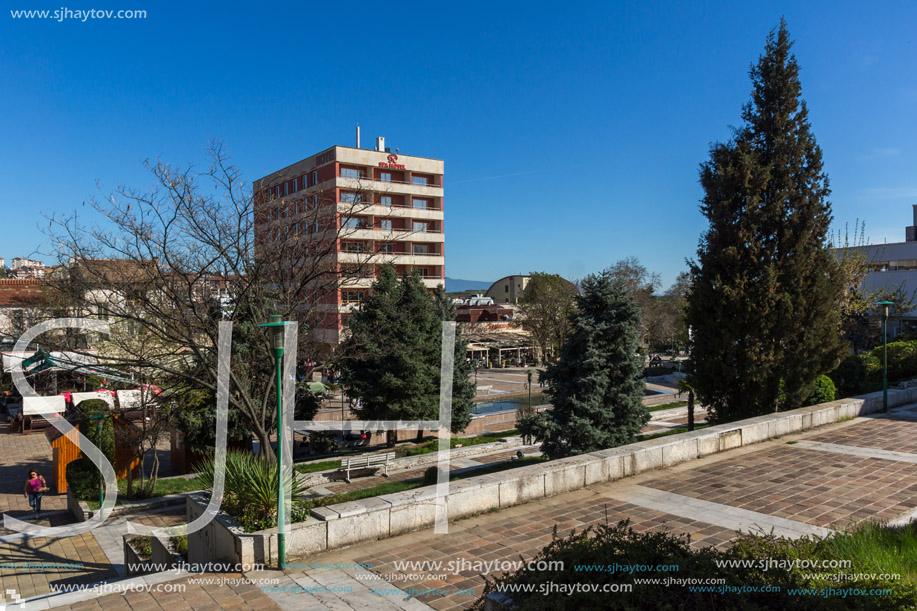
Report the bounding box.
[843,204,917,336]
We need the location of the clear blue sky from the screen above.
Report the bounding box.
[2,1,915,290]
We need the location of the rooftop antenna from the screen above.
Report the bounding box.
[356,124,360,149]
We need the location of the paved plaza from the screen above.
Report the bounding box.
[0,404,909,610]
[275,406,917,610]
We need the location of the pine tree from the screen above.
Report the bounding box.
[337,265,473,446]
[434,287,475,434]
[687,20,846,422]
[521,270,648,458]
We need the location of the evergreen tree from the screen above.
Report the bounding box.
[687,21,846,422]
[520,270,648,458]
[337,265,473,446]
[434,287,475,434]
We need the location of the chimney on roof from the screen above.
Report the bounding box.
[356,125,360,149]
[375,137,385,152]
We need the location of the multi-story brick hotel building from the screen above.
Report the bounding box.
[252,136,445,353]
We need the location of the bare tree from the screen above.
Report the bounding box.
[606,257,661,345]
[516,272,578,362]
[832,221,916,352]
[41,141,387,460]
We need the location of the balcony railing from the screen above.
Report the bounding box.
[339,174,443,188]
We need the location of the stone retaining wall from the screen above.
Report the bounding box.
[186,388,908,565]
[297,437,525,487]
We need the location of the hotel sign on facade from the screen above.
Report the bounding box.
[378,153,405,170]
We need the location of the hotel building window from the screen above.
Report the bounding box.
[380,195,392,207]
[380,172,391,183]
[413,221,429,233]
[341,167,362,179]
[381,219,393,231]
[412,175,429,186]
[342,291,364,305]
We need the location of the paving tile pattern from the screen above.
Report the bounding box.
[806,416,917,454]
[644,444,917,528]
[47,573,281,610]
[339,495,737,611]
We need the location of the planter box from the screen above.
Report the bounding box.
[186,493,328,568]
[123,535,152,576]
[67,488,193,523]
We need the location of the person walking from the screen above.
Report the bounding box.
[24,470,48,516]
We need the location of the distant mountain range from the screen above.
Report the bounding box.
[445,277,492,292]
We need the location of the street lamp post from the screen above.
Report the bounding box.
[877,301,893,414]
[527,370,533,412]
[259,314,288,569]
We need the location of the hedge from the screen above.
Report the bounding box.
[828,340,917,398]
[65,399,116,502]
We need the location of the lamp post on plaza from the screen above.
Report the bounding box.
[527,370,533,412]
[259,314,289,568]
[877,301,893,414]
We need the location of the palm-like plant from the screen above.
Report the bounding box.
[195,451,306,519]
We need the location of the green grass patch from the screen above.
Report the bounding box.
[295,459,342,474]
[311,455,546,509]
[648,400,688,412]
[120,475,204,498]
[819,521,917,581]
[86,475,203,509]
[642,423,710,440]
[394,430,518,458]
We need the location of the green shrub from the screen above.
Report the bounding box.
[805,375,837,406]
[131,535,152,560]
[308,432,338,454]
[474,520,917,610]
[170,535,188,558]
[828,339,917,399]
[880,340,917,382]
[65,400,118,502]
[65,458,102,502]
[422,466,439,486]
[195,451,307,531]
[75,399,116,461]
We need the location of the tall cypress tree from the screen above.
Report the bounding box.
[687,20,846,422]
[521,270,647,458]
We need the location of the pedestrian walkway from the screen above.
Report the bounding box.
[290,407,917,610]
[34,404,917,610]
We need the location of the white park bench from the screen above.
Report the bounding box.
[340,452,395,483]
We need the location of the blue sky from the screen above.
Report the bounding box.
[1,1,915,289]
